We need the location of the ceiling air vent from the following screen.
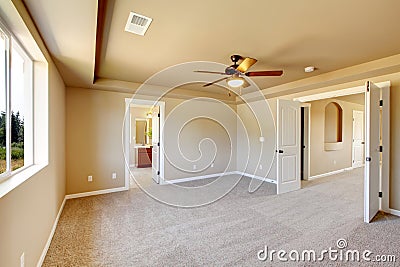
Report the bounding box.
[125,12,153,36]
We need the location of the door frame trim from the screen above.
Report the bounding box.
[381,83,390,213]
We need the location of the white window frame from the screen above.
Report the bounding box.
[0,2,49,199]
[0,18,33,182]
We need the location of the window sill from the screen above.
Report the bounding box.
[0,164,47,198]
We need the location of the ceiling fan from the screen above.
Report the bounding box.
[195,55,283,88]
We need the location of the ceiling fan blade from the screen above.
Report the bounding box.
[194,70,227,75]
[203,77,229,87]
[236,57,257,73]
[245,70,283,77]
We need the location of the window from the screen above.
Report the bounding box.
[0,21,33,180]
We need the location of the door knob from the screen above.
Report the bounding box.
[277,150,284,154]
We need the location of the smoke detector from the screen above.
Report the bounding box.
[304,66,315,73]
[125,12,153,36]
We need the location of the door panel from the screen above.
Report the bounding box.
[352,110,364,168]
[282,156,296,183]
[364,81,380,223]
[277,99,301,194]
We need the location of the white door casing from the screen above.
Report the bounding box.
[364,81,381,223]
[277,99,301,194]
[301,104,311,181]
[152,109,160,184]
[352,110,365,168]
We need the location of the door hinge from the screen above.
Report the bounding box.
[157,171,160,175]
[366,157,371,162]
[380,100,383,107]
[157,142,160,146]
[379,192,383,198]
[379,146,383,152]
[158,113,160,118]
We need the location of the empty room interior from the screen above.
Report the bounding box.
[1,0,400,266]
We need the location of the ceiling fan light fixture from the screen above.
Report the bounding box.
[227,76,244,87]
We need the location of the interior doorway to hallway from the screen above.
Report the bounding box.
[294,81,392,223]
[124,99,165,189]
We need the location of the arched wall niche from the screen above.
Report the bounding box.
[324,102,343,151]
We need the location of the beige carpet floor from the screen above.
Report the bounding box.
[43,168,400,266]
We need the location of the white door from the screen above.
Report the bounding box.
[352,110,364,168]
[277,99,301,194]
[364,81,381,223]
[152,110,160,183]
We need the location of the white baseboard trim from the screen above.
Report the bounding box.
[388,208,400,217]
[163,171,277,185]
[352,163,365,168]
[37,196,66,267]
[163,171,238,184]
[235,171,277,184]
[65,186,128,199]
[309,167,354,180]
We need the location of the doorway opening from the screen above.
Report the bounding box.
[124,99,165,189]
[294,81,393,223]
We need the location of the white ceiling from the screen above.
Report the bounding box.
[23,0,400,97]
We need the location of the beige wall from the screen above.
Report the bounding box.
[0,63,66,266]
[335,93,365,105]
[66,88,237,193]
[237,99,277,180]
[308,99,364,176]
[162,97,237,180]
[390,81,400,210]
[66,88,129,194]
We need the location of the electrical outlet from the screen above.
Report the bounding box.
[88,175,93,182]
[20,252,24,267]
[259,164,263,170]
[333,160,337,165]
[112,172,117,179]
[193,165,197,170]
